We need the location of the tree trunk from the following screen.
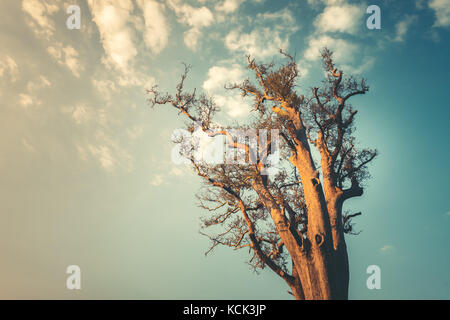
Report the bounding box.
[254,110,351,300]
[286,114,349,300]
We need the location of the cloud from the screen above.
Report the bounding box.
[380,244,395,253]
[22,0,60,39]
[21,138,36,153]
[303,35,374,75]
[203,64,244,92]
[429,0,450,27]
[127,126,144,141]
[62,103,134,173]
[19,93,41,109]
[150,174,164,186]
[215,0,245,13]
[307,0,347,9]
[87,145,116,172]
[62,104,93,125]
[88,1,156,92]
[314,3,363,34]
[304,35,357,64]
[393,15,417,42]
[215,94,252,118]
[167,0,214,50]
[203,64,250,118]
[256,8,298,33]
[416,0,426,9]
[225,28,289,58]
[169,166,189,177]
[225,8,297,58]
[87,0,137,72]
[77,134,132,173]
[63,46,83,77]
[47,44,83,77]
[0,55,19,82]
[26,75,51,91]
[137,0,170,55]
[345,56,375,74]
[91,78,119,101]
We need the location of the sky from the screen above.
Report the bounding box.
[0,0,449,299]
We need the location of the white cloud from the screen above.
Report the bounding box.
[307,0,346,7]
[167,0,214,50]
[87,0,157,92]
[169,166,189,177]
[256,8,299,33]
[202,64,250,118]
[81,133,132,172]
[215,0,244,13]
[304,35,357,64]
[429,0,450,27]
[62,104,132,173]
[74,105,93,124]
[87,0,137,71]
[127,126,144,140]
[92,78,118,101]
[215,94,251,118]
[225,28,289,58]
[21,138,36,153]
[61,104,95,125]
[203,64,244,92]
[63,46,83,77]
[380,244,395,253]
[27,75,51,91]
[303,35,373,74]
[416,0,426,9]
[87,145,116,172]
[314,3,363,34]
[0,55,19,82]
[225,8,297,58]
[150,174,164,186]
[19,93,41,109]
[22,0,60,39]
[345,56,375,75]
[393,15,417,42]
[47,44,83,77]
[137,0,170,55]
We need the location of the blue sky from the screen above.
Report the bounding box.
[0,0,449,299]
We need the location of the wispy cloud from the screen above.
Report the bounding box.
[304,35,357,64]
[225,8,297,58]
[225,28,288,58]
[429,0,450,28]
[215,0,245,13]
[150,174,165,186]
[18,93,41,109]
[0,55,19,82]
[47,43,83,77]
[393,15,418,42]
[26,75,51,92]
[380,244,395,254]
[22,0,60,39]
[137,0,170,55]
[167,0,214,50]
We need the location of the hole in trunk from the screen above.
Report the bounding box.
[315,233,324,246]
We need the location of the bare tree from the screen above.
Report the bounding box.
[147,48,377,300]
